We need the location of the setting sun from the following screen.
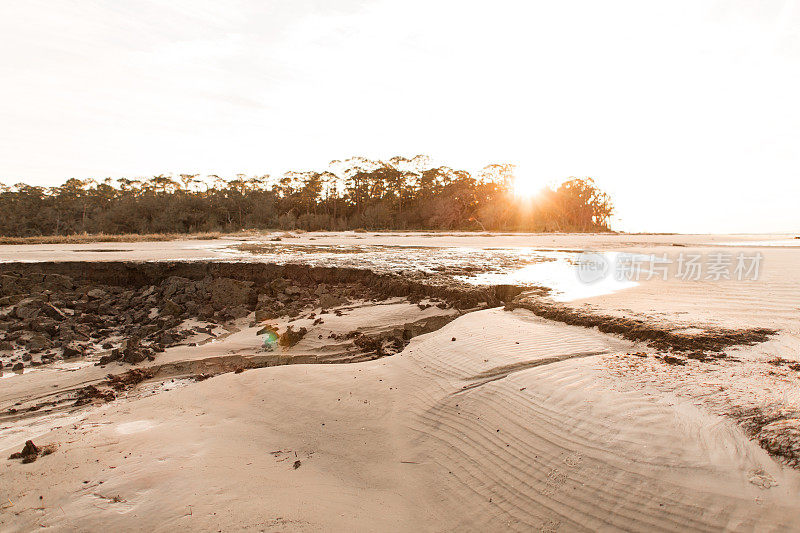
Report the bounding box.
[513,170,544,199]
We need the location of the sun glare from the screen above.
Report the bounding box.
[513,174,542,199]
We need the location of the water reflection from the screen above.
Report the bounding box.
[460,251,640,301]
[220,242,642,302]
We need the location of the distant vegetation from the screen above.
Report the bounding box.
[0,156,613,236]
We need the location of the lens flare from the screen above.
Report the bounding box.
[513,174,541,199]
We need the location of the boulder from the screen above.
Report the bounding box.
[162,299,183,316]
[8,440,39,462]
[13,298,42,320]
[227,305,250,319]
[43,274,74,291]
[62,341,84,359]
[27,334,51,353]
[319,293,347,309]
[254,308,277,322]
[1,275,25,296]
[86,288,108,300]
[123,350,146,364]
[279,326,307,348]
[122,337,146,364]
[207,278,254,310]
[0,294,25,306]
[30,317,59,335]
[161,276,191,299]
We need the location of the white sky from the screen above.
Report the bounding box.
[1,0,799,233]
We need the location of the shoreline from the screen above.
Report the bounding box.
[1,234,800,530]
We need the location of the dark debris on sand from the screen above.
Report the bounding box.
[74,368,155,406]
[0,261,515,373]
[8,440,57,463]
[507,297,776,356]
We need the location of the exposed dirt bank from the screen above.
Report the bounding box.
[0,260,528,307]
[0,260,532,379]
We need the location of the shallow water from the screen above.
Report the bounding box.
[219,242,643,301]
[460,251,642,301]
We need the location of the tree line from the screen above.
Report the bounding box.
[0,155,614,236]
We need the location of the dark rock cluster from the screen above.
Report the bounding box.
[0,270,401,372]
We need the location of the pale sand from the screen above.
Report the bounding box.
[0,231,796,263]
[3,308,800,531]
[0,299,457,451]
[2,233,800,531]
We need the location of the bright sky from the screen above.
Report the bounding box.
[1,0,798,233]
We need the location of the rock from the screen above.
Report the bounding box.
[74,385,116,405]
[319,293,346,309]
[62,341,84,359]
[0,294,25,306]
[162,299,183,316]
[207,278,254,310]
[254,308,276,322]
[43,274,74,291]
[285,286,302,296]
[21,353,32,362]
[106,368,155,391]
[269,278,288,293]
[161,276,191,298]
[662,355,686,366]
[122,337,146,364]
[97,352,116,365]
[279,326,307,348]
[86,288,108,300]
[183,301,199,315]
[122,350,146,364]
[1,275,25,296]
[159,332,177,346]
[9,440,40,462]
[11,361,24,371]
[13,298,42,320]
[30,317,58,335]
[227,305,250,319]
[0,340,13,351]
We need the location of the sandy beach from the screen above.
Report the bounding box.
[2,232,800,531]
[4,0,799,529]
